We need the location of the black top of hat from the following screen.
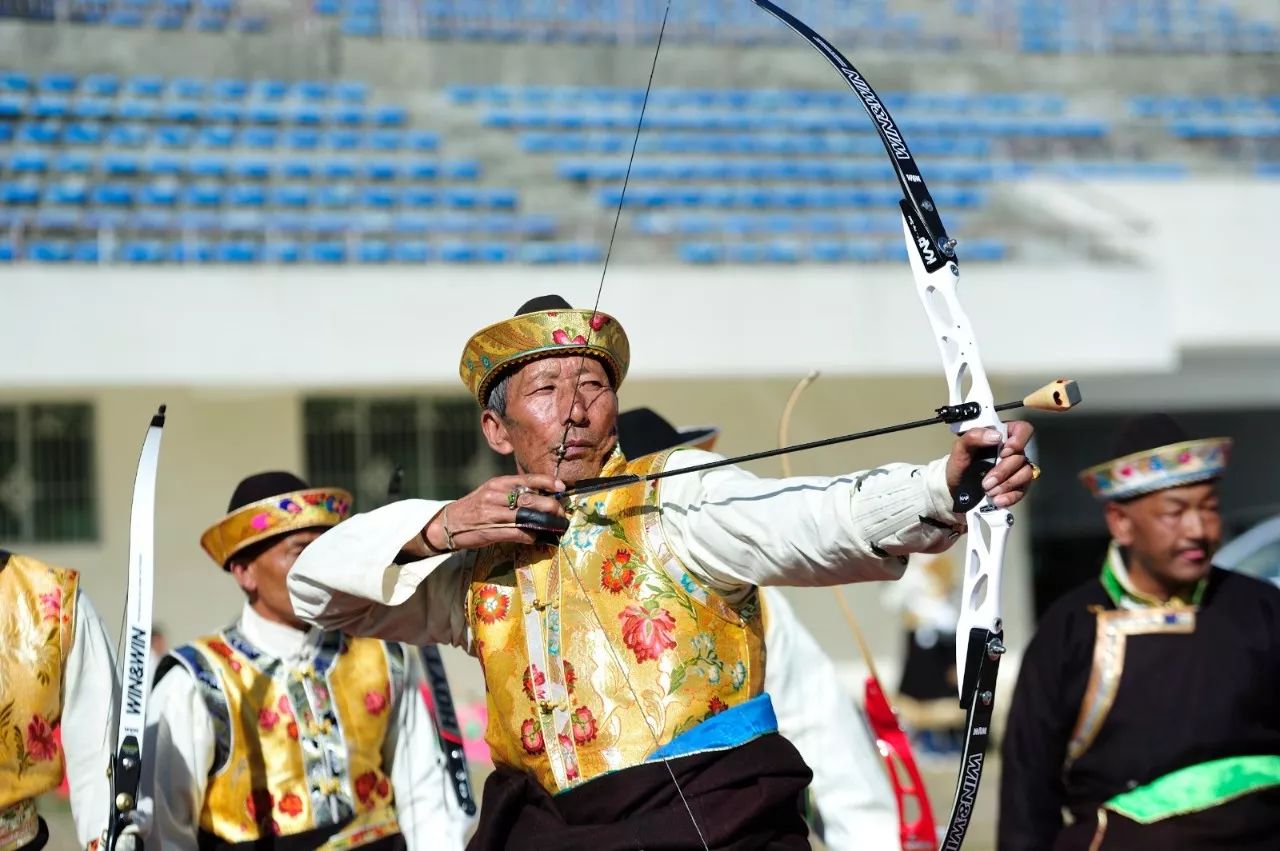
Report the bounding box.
[618,408,681,458]
[227,471,310,513]
[516,294,573,315]
[618,408,719,458]
[1111,413,1192,459]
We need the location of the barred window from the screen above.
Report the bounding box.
[303,396,510,510]
[0,403,98,543]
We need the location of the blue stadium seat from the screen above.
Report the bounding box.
[1,71,31,93]
[287,129,321,150]
[171,78,205,99]
[229,185,267,207]
[281,159,314,179]
[44,181,88,205]
[252,80,290,101]
[31,96,70,119]
[185,184,224,207]
[273,185,312,208]
[360,187,398,208]
[241,128,279,149]
[72,99,114,121]
[28,241,74,263]
[155,126,194,148]
[0,242,13,263]
[10,150,50,173]
[298,81,331,101]
[55,152,94,174]
[327,130,362,150]
[406,131,440,151]
[234,159,272,179]
[367,130,402,151]
[92,184,135,206]
[126,77,165,98]
[190,155,228,178]
[317,185,355,208]
[0,94,22,118]
[308,241,347,263]
[119,241,170,263]
[118,99,159,121]
[133,210,175,230]
[205,103,245,124]
[102,154,141,177]
[373,106,407,127]
[218,241,262,263]
[364,160,398,181]
[322,158,357,179]
[18,123,60,145]
[211,79,249,100]
[331,105,365,126]
[393,241,430,263]
[144,154,185,176]
[268,242,302,263]
[357,240,392,263]
[334,81,368,103]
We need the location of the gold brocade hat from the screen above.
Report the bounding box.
[459,294,630,405]
[200,471,352,569]
[1078,414,1231,502]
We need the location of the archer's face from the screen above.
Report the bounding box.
[230,529,322,629]
[1106,482,1221,592]
[481,355,618,486]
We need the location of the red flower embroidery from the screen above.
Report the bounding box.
[558,734,580,780]
[376,777,390,798]
[708,696,728,716]
[277,695,294,718]
[571,706,597,744]
[25,715,58,762]
[277,793,303,817]
[589,314,611,331]
[258,708,279,731]
[473,586,510,624]
[1119,465,1134,477]
[520,718,545,755]
[286,721,299,740]
[522,665,547,702]
[38,592,61,623]
[207,640,241,672]
[552,329,588,346]
[246,790,274,824]
[364,689,388,715]
[563,661,576,694]
[1178,451,1193,464]
[355,771,377,803]
[600,548,636,594]
[618,604,678,663]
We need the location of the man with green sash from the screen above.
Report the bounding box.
[999,414,1280,850]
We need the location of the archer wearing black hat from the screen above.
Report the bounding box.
[144,473,473,851]
[1000,415,1280,850]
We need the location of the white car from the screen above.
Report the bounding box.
[1215,516,1280,588]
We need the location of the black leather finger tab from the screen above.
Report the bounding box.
[953,444,998,513]
[515,508,569,545]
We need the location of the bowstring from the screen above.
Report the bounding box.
[545,2,709,846]
[551,0,672,484]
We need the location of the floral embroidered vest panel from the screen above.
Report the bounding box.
[172,629,403,849]
[468,450,766,794]
[0,552,77,812]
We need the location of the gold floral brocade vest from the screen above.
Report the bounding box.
[468,450,767,794]
[0,551,78,851]
[169,629,403,850]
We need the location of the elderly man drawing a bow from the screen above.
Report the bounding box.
[287,295,1037,850]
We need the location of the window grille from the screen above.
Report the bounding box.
[303,396,510,510]
[0,403,97,543]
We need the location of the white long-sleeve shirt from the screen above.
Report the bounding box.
[142,604,472,851]
[63,590,119,849]
[762,588,899,851]
[287,449,962,648]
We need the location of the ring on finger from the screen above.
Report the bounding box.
[1029,462,1042,481]
[507,485,530,511]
